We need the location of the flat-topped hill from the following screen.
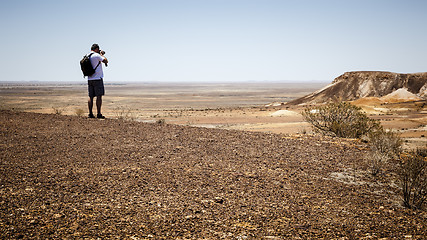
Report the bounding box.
[288,71,427,105]
[0,110,425,238]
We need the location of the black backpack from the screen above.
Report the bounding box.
[80,53,101,77]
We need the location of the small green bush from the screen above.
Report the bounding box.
[303,101,403,176]
[302,102,381,138]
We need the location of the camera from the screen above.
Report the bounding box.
[99,50,108,67]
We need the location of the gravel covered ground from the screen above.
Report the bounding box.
[0,110,425,239]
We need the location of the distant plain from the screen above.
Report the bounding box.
[0,82,324,131]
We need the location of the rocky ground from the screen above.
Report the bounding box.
[0,110,426,239]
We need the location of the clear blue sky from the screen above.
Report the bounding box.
[1,0,426,83]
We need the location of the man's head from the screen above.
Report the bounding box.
[91,43,100,51]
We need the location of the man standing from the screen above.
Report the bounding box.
[87,43,108,119]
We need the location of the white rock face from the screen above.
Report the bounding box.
[358,80,374,97]
[419,84,427,98]
[380,88,422,102]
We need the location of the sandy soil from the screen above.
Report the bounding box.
[0,82,321,135]
[1,110,426,239]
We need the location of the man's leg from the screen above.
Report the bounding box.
[88,97,95,117]
[96,95,102,116]
[94,79,105,118]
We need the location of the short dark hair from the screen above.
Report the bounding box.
[91,43,100,51]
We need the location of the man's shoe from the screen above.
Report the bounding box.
[88,113,95,118]
[97,114,106,119]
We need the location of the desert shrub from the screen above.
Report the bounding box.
[52,107,63,115]
[75,108,85,117]
[368,129,402,159]
[302,101,402,175]
[370,150,389,176]
[156,119,166,124]
[302,102,381,138]
[367,129,402,176]
[398,149,427,209]
[114,106,136,121]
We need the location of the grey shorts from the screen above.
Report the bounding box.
[88,79,105,98]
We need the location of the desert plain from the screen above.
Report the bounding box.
[0,81,426,239]
[0,81,425,149]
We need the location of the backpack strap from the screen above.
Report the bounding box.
[88,52,101,70]
[94,61,101,70]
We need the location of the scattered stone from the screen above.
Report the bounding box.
[0,110,425,239]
